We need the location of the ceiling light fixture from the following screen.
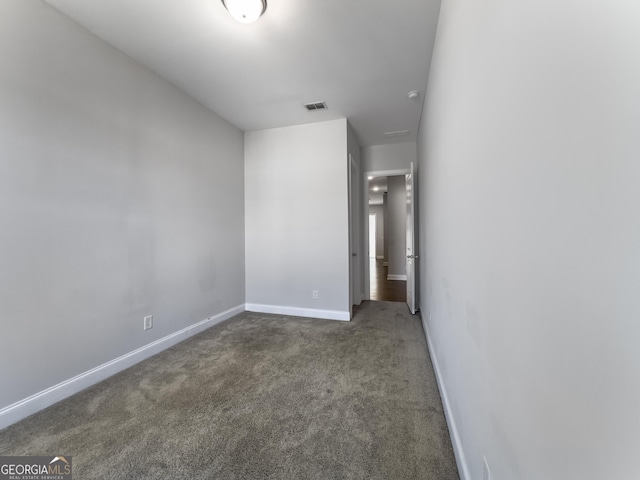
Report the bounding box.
[221,0,267,24]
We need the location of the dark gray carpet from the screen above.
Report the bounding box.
[0,301,459,479]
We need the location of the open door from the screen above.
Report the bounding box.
[348,153,361,318]
[406,162,417,314]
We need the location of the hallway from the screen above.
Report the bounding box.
[369,258,406,302]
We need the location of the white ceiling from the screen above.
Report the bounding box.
[44,0,441,147]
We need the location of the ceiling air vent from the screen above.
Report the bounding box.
[303,101,327,111]
[384,130,410,138]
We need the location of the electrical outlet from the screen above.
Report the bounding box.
[483,456,491,480]
[312,290,319,299]
[143,315,153,330]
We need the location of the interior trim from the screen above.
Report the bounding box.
[0,304,245,430]
[421,312,471,480]
[246,303,350,322]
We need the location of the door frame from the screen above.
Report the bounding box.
[348,154,363,318]
[362,168,412,301]
[406,162,416,314]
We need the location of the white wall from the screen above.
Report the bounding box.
[0,1,245,424]
[386,176,407,279]
[419,0,640,479]
[245,119,350,320]
[362,141,416,173]
[369,205,384,259]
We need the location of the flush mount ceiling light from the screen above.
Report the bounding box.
[221,0,267,24]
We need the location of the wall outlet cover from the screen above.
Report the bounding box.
[144,315,153,330]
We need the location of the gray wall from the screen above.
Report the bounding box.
[418,0,640,479]
[362,142,416,173]
[0,1,245,411]
[244,119,350,318]
[383,194,389,264]
[386,176,406,278]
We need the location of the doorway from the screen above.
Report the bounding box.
[367,174,407,303]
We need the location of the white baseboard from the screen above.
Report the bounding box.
[387,274,407,281]
[421,314,471,480]
[246,303,350,322]
[0,304,245,431]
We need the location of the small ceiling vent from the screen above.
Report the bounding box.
[384,130,410,138]
[303,101,327,111]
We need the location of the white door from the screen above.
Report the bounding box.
[348,154,361,315]
[406,162,417,314]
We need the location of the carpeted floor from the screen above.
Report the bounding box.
[0,301,459,479]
